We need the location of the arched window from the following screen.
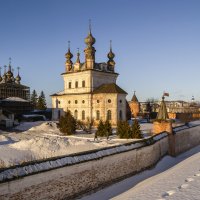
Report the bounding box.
[75,81,78,88]
[96,110,100,120]
[68,82,72,89]
[74,110,78,119]
[107,110,112,120]
[82,80,85,88]
[119,110,122,120]
[82,110,85,120]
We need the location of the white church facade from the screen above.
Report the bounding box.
[51,26,127,126]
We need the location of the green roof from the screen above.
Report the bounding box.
[93,83,127,94]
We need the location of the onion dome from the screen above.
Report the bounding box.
[107,40,115,59]
[85,32,96,46]
[84,20,96,46]
[107,40,115,69]
[6,58,14,82]
[6,70,13,79]
[15,74,21,82]
[107,48,115,60]
[65,41,73,72]
[15,67,21,84]
[6,63,13,82]
[65,41,73,60]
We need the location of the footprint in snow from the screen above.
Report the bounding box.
[185,177,194,182]
[156,199,165,200]
[194,173,200,177]
[178,183,189,189]
[162,190,176,197]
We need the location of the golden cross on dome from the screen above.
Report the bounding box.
[17,66,20,74]
[89,19,92,33]
[68,41,70,49]
[110,40,112,51]
[9,57,12,65]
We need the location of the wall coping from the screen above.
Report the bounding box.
[173,123,200,133]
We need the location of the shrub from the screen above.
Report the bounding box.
[117,121,132,139]
[58,111,76,135]
[96,120,112,137]
[131,119,143,139]
[104,120,112,138]
[96,120,105,137]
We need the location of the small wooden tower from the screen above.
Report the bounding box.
[152,95,172,135]
[129,91,140,118]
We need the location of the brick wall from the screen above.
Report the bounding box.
[153,121,172,135]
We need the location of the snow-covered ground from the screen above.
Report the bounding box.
[80,145,200,200]
[0,122,151,168]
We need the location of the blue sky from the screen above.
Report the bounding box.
[0,0,200,106]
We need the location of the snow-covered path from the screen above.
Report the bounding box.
[80,145,200,200]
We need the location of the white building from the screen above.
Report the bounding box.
[51,26,127,126]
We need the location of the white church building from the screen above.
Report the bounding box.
[51,26,127,126]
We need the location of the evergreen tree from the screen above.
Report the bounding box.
[117,121,132,139]
[131,119,143,139]
[96,120,105,137]
[30,90,38,109]
[58,110,76,135]
[104,120,112,139]
[96,120,112,137]
[36,91,47,110]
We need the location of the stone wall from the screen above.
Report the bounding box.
[173,125,200,155]
[0,134,168,200]
[1,124,200,200]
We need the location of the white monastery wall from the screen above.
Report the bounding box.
[174,125,200,155]
[2,124,200,200]
[0,135,168,200]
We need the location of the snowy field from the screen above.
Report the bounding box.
[80,145,200,200]
[0,122,152,168]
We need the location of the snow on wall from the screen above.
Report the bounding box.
[173,120,200,133]
[0,134,168,200]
